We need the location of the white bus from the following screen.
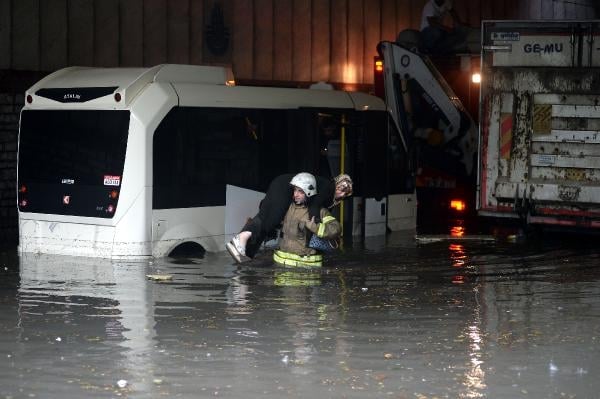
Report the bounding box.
[17,64,416,258]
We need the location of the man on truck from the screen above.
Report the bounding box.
[420,0,468,54]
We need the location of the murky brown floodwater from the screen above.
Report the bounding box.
[1,231,600,398]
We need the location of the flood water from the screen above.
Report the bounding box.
[1,232,600,398]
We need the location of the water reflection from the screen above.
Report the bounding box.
[18,253,156,394]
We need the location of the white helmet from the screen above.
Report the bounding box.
[290,172,317,197]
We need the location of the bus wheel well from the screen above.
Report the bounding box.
[168,241,206,258]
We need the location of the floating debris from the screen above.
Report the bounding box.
[146,274,173,281]
[117,379,128,388]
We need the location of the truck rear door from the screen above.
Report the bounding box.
[478,20,600,228]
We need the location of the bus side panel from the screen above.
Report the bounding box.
[387,193,417,231]
[113,83,178,257]
[152,206,226,257]
[19,219,116,258]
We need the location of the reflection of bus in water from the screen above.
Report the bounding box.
[17,65,416,258]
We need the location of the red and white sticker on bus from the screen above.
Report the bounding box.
[103,175,121,186]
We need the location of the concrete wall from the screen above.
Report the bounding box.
[0,92,19,248]
[0,0,521,84]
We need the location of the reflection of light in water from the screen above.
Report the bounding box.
[460,324,486,398]
[448,242,486,397]
[452,275,465,284]
[449,243,466,268]
[451,225,465,237]
[228,275,250,306]
[274,271,321,288]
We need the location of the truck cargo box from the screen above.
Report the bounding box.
[478,20,600,229]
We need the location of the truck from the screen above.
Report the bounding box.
[478,20,600,230]
[376,40,480,230]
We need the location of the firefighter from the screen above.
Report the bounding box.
[226,173,353,263]
[272,173,341,268]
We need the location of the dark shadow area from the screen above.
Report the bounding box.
[168,242,206,259]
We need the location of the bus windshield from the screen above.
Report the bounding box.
[17,110,130,218]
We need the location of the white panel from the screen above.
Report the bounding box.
[152,206,225,254]
[387,193,416,231]
[18,219,116,258]
[225,185,265,238]
[364,197,387,237]
[532,130,600,144]
[492,34,574,67]
[534,94,600,106]
[530,154,600,169]
[584,34,600,66]
[552,104,600,119]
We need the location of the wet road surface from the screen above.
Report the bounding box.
[1,232,600,398]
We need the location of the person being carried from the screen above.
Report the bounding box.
[226,172,353,263]
[419,0,467,55]
[272,173,341,268]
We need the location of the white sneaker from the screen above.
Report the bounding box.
[226,235,250,263]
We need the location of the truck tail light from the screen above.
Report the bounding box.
[373,56,385,99]
[450,199,466,212]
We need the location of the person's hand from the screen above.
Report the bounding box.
[304,216,317,232]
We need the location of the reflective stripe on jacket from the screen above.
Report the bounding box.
[274,204,341,267]
[273,250,322,267]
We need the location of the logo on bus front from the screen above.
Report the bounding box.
[103,175,121,186]
[63,93,81,101]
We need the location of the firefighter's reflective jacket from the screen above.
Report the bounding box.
[274,203,341,267]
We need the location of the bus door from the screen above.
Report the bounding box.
[354,111,389,238]
[296,109,357,240]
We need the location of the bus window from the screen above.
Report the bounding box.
[317,114,340,179]
[17,110,130,217]
[153,107,260,209]
[348,110,388,200]
[254,109,290,190]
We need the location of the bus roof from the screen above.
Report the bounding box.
[25,64,385,111]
